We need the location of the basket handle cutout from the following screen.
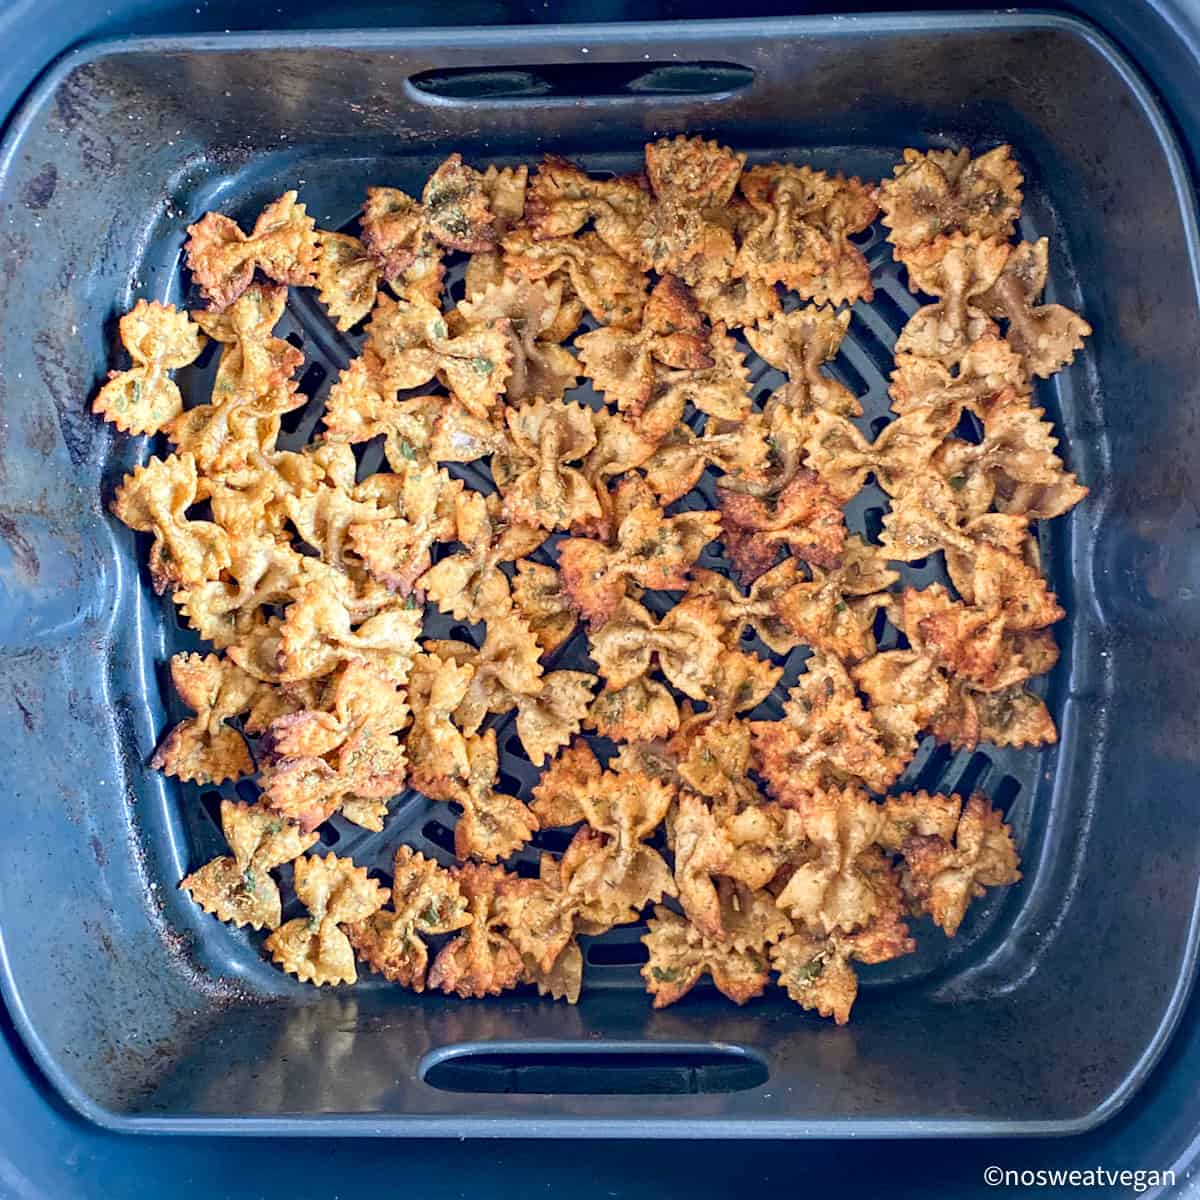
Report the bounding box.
[421,1042,767,1095]
[406,61,754,105]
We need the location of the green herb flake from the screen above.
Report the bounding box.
[241,868,257,896]
[793,958,826,984]
[651,966,682,983]
[419,901,442,928]
[948,475,967,491]
[398,439,418,461]
[470,356,494,376]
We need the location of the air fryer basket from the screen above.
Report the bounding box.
[1,14,1198,1137]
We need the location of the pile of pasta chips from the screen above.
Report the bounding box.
[93,138,1087,1021]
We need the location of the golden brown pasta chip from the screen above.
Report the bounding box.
[93,300,206,435]
[265,853,389,986]
[181,800,318,931]
[186,190,318,308]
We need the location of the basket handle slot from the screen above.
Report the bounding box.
[421,1041,767,1095]
[406,61,755,105]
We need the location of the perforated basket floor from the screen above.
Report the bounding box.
[163,145,1054,999]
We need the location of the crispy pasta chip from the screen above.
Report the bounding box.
[349,463,462,595]
[804,403,961,503]
[494,399,601,530]
[752,650,904,798]
[587,596,724,702]
[314,231,382,331]
[976,238,1091,378]
[525,154,650,262]
[93,300,206,435]
[736,164,878,303]
[559,489,719,626]
[879,145,1024,258]
[275,575,422,686]
[511,560,578,654]
[895,793,1021,935]
[504,227,647,329]
[895,234,1009,367]
[150,652,261,783]
[421,490,544,623]
[718,468,846,584]
[181,800,318,931]
[641,905,771,1008]
[852,649,951,763]
[447,730,539,863]
[530,738,601,829]
[407,652,475,798]
[110,452,231,593]
[686,561,801,655]
[451,276,579,403]
[363,293,512,418]
[422,153,498,252]
[586,677,681,743]
[639,136,745,285]
[428,863,526,998]
[771,853,915,1024]
[265,853,390,986]
[186,190,318,308]
[346,846,471,991]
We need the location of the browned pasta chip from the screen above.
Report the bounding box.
[92,300,206,435]
[186,190,318,308]
[265,853,390,986]
[879,145,1023,259]
[150,652,261,784]
[346,846,472,991]
[641,905,772,1008]
[181,800,318,931]
[736,164,877,303]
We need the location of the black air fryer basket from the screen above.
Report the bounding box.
[1,14,1198,1137]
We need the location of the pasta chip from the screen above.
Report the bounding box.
[451,276,579,403]
[349,463,462,595]
[428,863,526,998]
[642,905,771,1008]
[530,738,602,829]
[421,490,544,623]
[771,850,915,1023]
[587,596,724,702]
[894,793,1021,935]
[976,238,1092,378]
[181,800,317,931]
[185,190,318,308]
[751,650,904,798]
[559,488,719,625]
[718,468,846,584]
[494,398,601,530]
[363,293,512,418]
[265,853,389,986]
[150,652,260,784]
[511,560,578,654]
[314,231,382,331]
[686,560,802,655]
[736,164,877,303]
[93,300,206,435]
[879,145,1024,259]
[586,677,680,743]
[346,845,472,991]
[639,136,745,285]
[504,227,647,329]
[895,234,1009,367]
[110,452,231,594]
[525,154,650,263]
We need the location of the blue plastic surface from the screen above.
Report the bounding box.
[1,0,1200,1190]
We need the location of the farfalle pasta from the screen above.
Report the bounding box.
[92,137,1081,1020]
